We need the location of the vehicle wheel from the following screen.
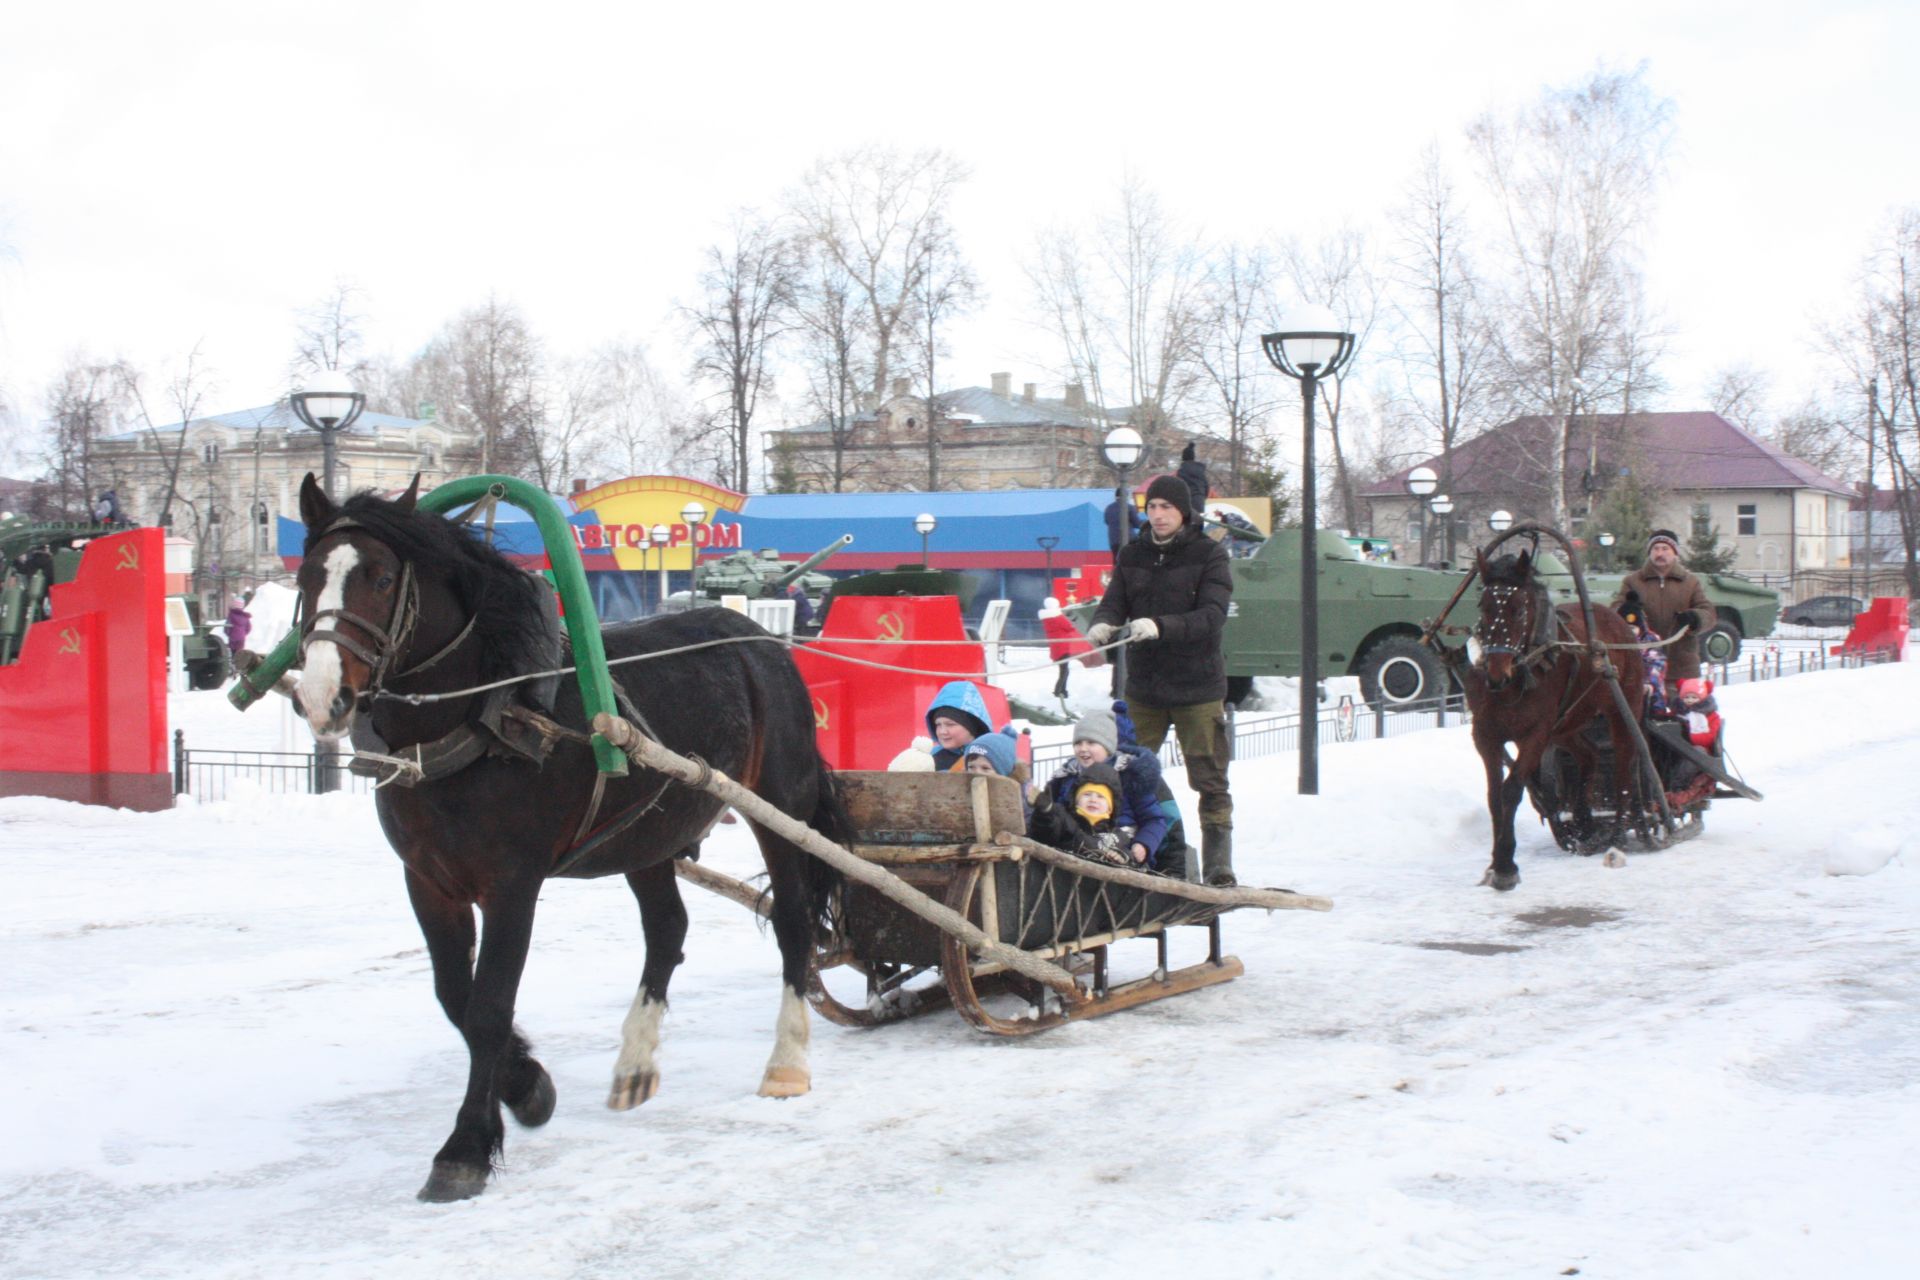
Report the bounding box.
[1700,620,1742,664]
[1224,675,1254,707]
[187,637,231,690]
[1357,637,1446,709]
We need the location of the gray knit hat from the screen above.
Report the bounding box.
[1072,707,1119,756]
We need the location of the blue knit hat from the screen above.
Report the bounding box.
[963,725,1020,776]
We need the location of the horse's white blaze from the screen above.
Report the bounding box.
[302,543,360,737]
[612,990,666,1085]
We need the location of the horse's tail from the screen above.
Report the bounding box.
[801,753,852,934]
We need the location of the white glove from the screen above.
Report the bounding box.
[1086,622,1118,647]
[1125,618,1160,643]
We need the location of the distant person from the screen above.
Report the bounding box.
[224,595,252,654]
[787,583,816,630]
[1038,595,1095,700]
[1177,443,1210,517]
[1104,485,1143,559]
[93,489,126,526]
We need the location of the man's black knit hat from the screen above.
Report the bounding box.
[1144,474,1192,524]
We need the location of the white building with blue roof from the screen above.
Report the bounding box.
[93,400,479,590]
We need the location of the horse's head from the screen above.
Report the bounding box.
[293,473,422,740]
[1473,547,1548,691]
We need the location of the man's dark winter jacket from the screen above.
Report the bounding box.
[1092,524,1233,707]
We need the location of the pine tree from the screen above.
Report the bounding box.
[1685,522,1739,574]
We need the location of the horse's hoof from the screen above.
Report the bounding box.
[757,1065,810,1098]
[508,1065,556,1127]
[1602,848,1628,869]
[607,1070,660,1111]
[1480,867,1520,891]
[417,1160,489,1203]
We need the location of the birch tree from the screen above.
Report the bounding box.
[1468,67,1674,527]
[684,213,798,492]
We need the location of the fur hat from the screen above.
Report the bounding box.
[1038,595,1062,620]
[1181,441,1197,462]
[1646,529,1681,557]
[1144,474,1192,523]
[1072,707,1119,757]
[887,737,936,773]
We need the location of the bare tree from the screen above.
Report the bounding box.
[792,146,969,400]
[1283,226,1380,530]
[1024,174,1206,452]
[912,212,981,490]
[1469,66,1674,527]
[120,345,215,533]
[790,249,874,491]
[1705,362,1770,426]
[1388,144,1495,514]
[1824,208,1920,592]
[405,296,543,477]
[1193,242,1281,491]
[684,213,798,492]
[291,280,371,381]
[597,341,691,477]
[40,355,131,517]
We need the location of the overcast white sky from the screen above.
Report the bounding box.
[2,0,1915,460]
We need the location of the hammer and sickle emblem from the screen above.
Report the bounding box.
[875,612,905,642]
[116,545,140,570]
[812,695,830,730]
[58,627,81,655]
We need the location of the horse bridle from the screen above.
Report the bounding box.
[1475,579,1557,673]
[298,518,480,704]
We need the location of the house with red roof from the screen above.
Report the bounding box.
[1359,411,1856,576]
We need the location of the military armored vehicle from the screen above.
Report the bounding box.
[1069,528,1779,708]
[820,565,982,617]
[692,535,852,602]
[2,515,232,687]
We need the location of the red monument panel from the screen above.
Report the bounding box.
[0,528,170,809]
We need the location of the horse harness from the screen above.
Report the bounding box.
[298,516,678,860]
[1474,578,1567,687]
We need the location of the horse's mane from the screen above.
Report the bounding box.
[1481,550,1537,587]
[306,492,560,687]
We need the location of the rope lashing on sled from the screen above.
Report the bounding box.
[590,712,1087,1005]
[364,630,1141,707]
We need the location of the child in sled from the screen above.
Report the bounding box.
[1663,677,1725,811]
[1618,591,1673,717]
[1028,762,1135,867]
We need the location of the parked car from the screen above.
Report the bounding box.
[1782,595,1863,628]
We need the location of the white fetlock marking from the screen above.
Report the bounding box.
[1603,847,1628,869]
[612,991,665,1086]
[759,987,811,1096]
[302,544,359,738]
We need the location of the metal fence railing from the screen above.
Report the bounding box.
[1028,644,1901,777]
[171,731,368,803]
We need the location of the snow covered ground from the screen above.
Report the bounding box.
[6,657,1919,1278]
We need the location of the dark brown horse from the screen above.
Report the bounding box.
[291,474,845,1201]
[1459,548,1646,890]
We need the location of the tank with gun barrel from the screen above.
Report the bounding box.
[680,535,853,605]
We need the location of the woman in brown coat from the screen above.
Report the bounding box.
[1612,529,1716,685]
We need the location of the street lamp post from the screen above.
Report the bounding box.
[1429,493,1456,567]
[1100,425,1146,697]
[914,513,937,568]
[650,523,670,610]
[680,502,706,599]
[1488,509,1514,535]
[1262,307,1358,797]
[1405,465,1438,565]
[1037,534,1060,590]
[288,370,366,500]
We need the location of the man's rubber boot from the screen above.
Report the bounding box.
[1202,826,1236,887]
